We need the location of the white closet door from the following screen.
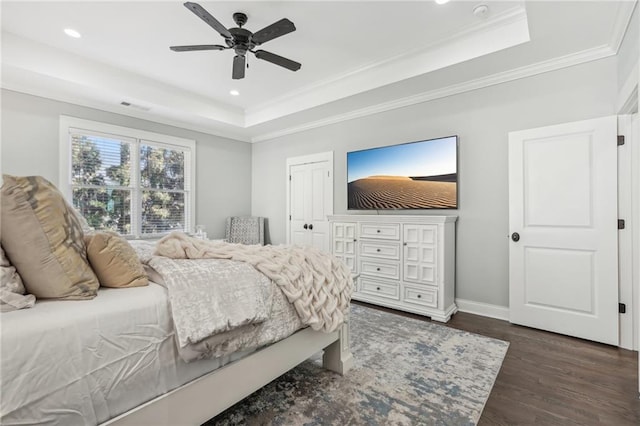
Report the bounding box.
[508,116,619,345]
[287,153,333,252]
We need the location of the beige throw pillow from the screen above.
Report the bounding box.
[86,231,149,288]
[0,175,99,299]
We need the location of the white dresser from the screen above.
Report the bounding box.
[329,214,458,322]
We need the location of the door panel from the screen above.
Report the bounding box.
[332,222,357,273]
[311,166,326,221]
[524,134,593,227]
[524,247,595,313]
[290,165,309,246]
[509,116,618,345]
[403,224,437,286]
[309,164,331,251]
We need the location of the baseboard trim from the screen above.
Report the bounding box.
[455,299,510,321]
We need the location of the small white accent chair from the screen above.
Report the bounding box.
[225,216,265,245]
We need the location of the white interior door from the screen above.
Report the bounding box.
[508,116,619,345]
[287,153,333,251]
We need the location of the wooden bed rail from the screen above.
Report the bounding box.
[102,321,353,426]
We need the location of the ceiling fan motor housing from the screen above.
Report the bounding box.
[228,27,255,55]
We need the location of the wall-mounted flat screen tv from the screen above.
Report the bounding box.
[347,135,458,210]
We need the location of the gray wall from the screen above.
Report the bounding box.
[617,4,639,93]
[1,90,252,239]
[251,57,618,308]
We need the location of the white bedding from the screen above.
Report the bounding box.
[0,283,264,425]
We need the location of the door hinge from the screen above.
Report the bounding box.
[617,135,625,146]
[618,219,625,230]
[619,303,626,314]
[289,215,291,221]
[289,175,291,181]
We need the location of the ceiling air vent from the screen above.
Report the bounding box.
[120,101,151,112]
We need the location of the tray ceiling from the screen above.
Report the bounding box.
[1,1,635,142]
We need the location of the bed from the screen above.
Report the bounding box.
[1,279,353,426]
[0,175,353,425]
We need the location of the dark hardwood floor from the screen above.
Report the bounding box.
[354,301,640,425]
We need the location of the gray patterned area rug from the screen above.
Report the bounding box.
[204,304,509,425]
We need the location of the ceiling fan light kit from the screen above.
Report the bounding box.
[170,2,301,80]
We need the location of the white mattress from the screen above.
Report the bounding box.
[0,283,251,425]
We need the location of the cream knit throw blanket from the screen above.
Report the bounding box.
[155,232,353,333]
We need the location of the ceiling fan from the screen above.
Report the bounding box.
[170,2,301,80]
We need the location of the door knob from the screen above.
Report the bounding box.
[511,232,520,242]
[309,224,313,230]
[303,224,308,229]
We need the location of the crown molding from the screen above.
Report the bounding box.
[251,45,615,143]
[245,6,530,127]
[610,0,638,53]
[249,6,527,114]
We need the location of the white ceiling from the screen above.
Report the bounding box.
[1,1,636,142]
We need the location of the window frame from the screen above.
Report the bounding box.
[59,116,196,238]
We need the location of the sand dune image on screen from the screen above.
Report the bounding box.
[347,136,457,209]
[348,175,456,209]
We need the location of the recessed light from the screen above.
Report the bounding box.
[64,28,81,38]
[230,90,240,96]
[435,0,450,4]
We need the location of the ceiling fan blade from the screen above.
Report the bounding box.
[251,18,296,45]
[232,55,246,79]
[254,50,301,72]
[184,2,232,39]
[170,44,226,52]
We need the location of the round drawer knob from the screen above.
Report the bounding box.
[376,229,381,233]
[376,267,381,271]
[417,294,422,299]
[376,287,381,291]
[376,248,381,252]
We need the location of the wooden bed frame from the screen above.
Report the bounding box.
[102,321,353,426]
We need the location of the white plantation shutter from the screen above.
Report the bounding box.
[70,129,136,235]
[139,140,192,235]
[62,118,195,238]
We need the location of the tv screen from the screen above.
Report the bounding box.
[347,135,458,210]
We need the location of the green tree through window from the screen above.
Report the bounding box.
[70,132,190,236]
[140,144,185,233]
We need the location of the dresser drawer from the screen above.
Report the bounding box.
[360,241,400,260]
[360,259,400,280]
[403,286,438,308]
[360,223,400,240]
[360,278,400,300]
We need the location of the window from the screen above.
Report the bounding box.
[60,117,195,237]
